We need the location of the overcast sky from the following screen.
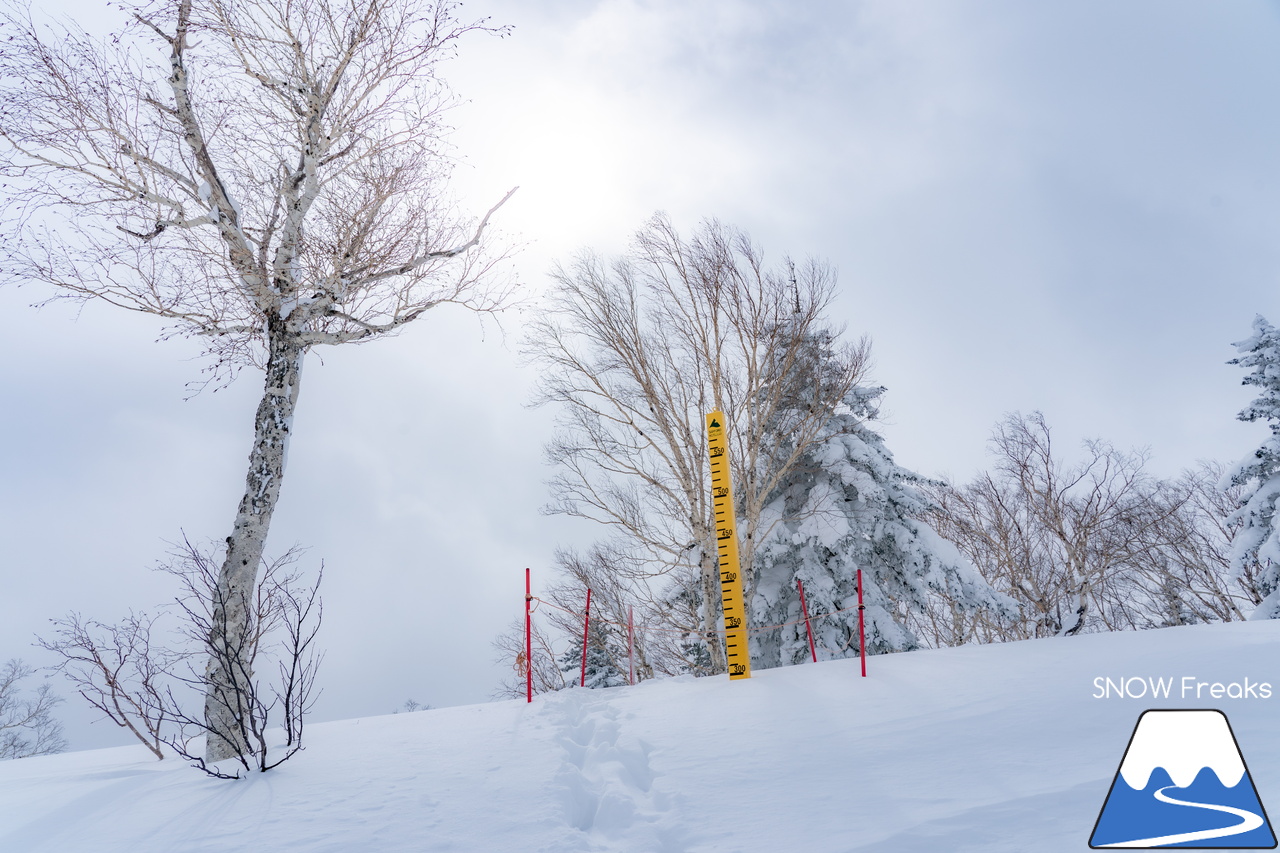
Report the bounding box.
[3,0,1280,751]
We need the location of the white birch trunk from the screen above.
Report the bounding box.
[1060,571,1091,637]
[697,536,727,673]
[204,319,304,762]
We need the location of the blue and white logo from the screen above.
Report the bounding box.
[1091,709,1276,848]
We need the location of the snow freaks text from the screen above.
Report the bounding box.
[1092,677,1273,700]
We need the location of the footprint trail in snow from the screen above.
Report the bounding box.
[547,689,687,852]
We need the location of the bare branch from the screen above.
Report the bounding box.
[0,659,66,760]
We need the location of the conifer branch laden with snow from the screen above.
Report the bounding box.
[1225,314,1280,619]
[0,0,514,761]
[750,369,1015,665]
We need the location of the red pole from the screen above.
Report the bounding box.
[525,568,533,703]
[857,568,867,678]
[579,587,592,688]
[627,605,635,686]
[797,579,818,663]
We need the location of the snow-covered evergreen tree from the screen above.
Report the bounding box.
[1224,314,1280,619]
[558,619,629,689]
[749,326,1011,666]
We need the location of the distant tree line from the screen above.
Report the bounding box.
[918,414,1264,647]
[913,315,1280,647]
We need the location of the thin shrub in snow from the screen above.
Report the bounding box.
[40,538,323,778]
[39,612,178,761]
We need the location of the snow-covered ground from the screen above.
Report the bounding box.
[2,620,1279,852]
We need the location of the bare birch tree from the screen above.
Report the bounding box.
[1121,462,1264,626]
[0,0,514,760]
[39,538,323,776]
[927,412,1186,639]
[527,215,869,672]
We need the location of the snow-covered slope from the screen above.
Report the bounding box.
[3,621,1279,852]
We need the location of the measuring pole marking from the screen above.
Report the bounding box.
[705,411,752,680]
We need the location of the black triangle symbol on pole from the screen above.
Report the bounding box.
[711,419,720,428]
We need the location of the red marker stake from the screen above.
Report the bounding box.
[857,568,867,678]
[797,579,818,663]
[580,587,592,688]
[525,568,533,703]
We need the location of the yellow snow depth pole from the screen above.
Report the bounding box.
[706,412,752,680]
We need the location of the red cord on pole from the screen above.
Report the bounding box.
[857,568,867,678]
[580,587,592,688]
[525,568,533,703]
[797,579,818,663]
[627,605,635,686]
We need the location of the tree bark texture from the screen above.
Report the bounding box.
[204,319,303,761]
[698,540,727,673]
